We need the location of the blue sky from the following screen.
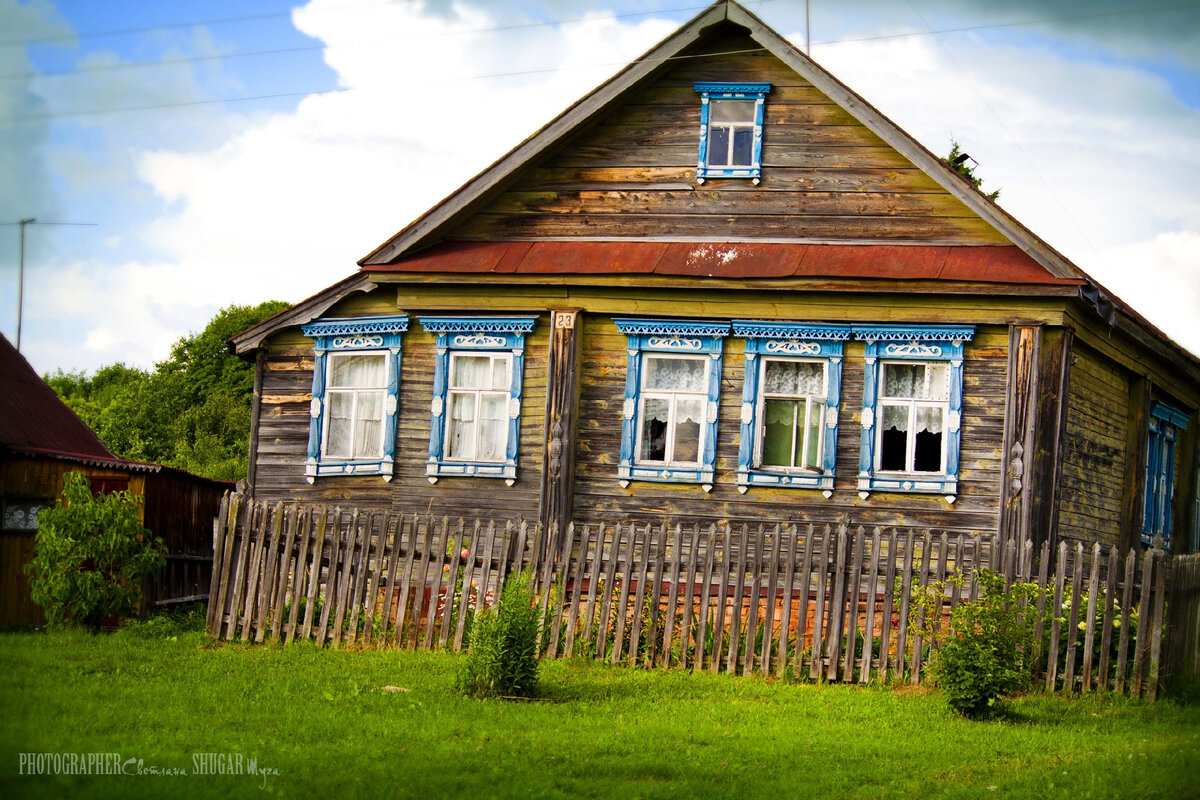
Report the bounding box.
[2,0,1198,375]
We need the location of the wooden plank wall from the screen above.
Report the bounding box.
[142,470,231,606]
[449,33,1006,245]
[1059,343,1130,548]
[572,315,1007,533]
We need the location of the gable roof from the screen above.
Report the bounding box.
[358,0,1080,284]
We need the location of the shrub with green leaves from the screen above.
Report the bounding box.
[25,472,166,628]
[454,569,540,699]
[915,568,1047,717]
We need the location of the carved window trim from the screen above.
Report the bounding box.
[302,315,409,483]
[733,320,850,496]
[694,82,771,184]
[418,316,537,485]
[615,318,730,491]
[1144,400,1189,549]
[854,324,975,503]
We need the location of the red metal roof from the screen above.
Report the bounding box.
[361,241,1083,285]
[0,334,116,461]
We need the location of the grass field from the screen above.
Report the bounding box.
[1,626,1197,799]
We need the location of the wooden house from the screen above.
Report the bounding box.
[230,1,1199,560]
[0,334,232,625]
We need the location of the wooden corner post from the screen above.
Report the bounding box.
[538,309,583,564]
[999,324,1042,549]
[1028,326,1074,560]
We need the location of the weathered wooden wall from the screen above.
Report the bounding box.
[1058,344,1130,548]
[449,33,1006,245]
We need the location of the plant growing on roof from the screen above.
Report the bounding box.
[25,472,166,629]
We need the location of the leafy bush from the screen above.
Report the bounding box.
[454,569,540,698]
[115,603,206,639]
[914,568,1047,717]
[25,473,166,628]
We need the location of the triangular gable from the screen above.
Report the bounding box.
[359,0,1083,284]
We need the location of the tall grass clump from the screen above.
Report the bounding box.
[454,569,540,698]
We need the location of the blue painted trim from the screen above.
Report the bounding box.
[693,82,771,182]
[1150,401,1189,430]
[732,321,850,492]
[418,316,537,482]
[1143,401,1188,547]
[855,325,974,498]
[615,319,729,488]
[302,315,409,481]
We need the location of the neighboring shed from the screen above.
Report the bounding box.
[0,334,232,626]
[229,1,1199,560]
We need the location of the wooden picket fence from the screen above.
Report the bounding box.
[205,494,1193,700]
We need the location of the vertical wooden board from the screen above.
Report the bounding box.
[240,504,270,642]
[726,524,750,675]
[565,524,593,658]
[893,531,915,680]
[407,517,435,649]
[824,525,847,682]
[860,527,882,683]
[595,523,623,662]
[376,513,401,647]
[843,527,865,681]
[612,523,637,664]
[878,529,897,682]
[306,509,330,643]
[333,510,361,647]
[205,494,230,636]
[794,525,815,680]
[696,525,718,672]
[644,522,669,667]
[1064,542,1085,691]
[810,527,830,682]
[255,503,285,644]
[1115,549,1137,694]
[423,518,451,651]
[678,524,701,670]
[1098,546,1119,690]
[217,496,246,639]
[1147,550,1167,701]
[580,522,607,652]
[742,525,766,676]
[762,524,782,676]
[390,515,417,647]
[314,509,342,648]
[627,524,654,667]
[475,519,501,614]
[1045,541,1067,690]
[707,526,731,674]
[451,520,482,652]
[661,525,684,668]
[1081,542,1102,691]
[285,508,312,643]
[548,523,579,659]
[362,513,388,644]
[909,530,933,686]
[270,506,300,643]
[343,510,368,646]
[776,525,798,678]
[1032,540,1050,660]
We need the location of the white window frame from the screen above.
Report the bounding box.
[444,351,513,464]
[873,360,950,476]
[634,353,711,469]
[754,357,828,473]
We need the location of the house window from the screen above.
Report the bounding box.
[854,325,974,502]
[1144,401,1189,548]
[418,316,537,485]
[694,82,770,183]
[302,315,409,483]
[615,318,730,491]
[733,321,851,495]
[2,499,46,532]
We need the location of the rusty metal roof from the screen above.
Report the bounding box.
[360,241,1084,285]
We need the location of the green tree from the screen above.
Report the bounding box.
[941,140,1000,202]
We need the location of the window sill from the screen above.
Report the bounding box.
[737,468,834,495]
[426,460,517,485]
[856,472,957,502]
[306,457,394,483]
[619,462,715,492]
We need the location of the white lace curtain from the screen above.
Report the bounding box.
[329,353,385,388]
[764,360,824,396]
[882,362,948,400]
[644,356,707,393]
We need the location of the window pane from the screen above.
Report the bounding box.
[477,393,508,461]
[731,127,753,166]
[913,429,942,472]
[673,397,704,464]
[640,397,670,461]
[708,127,730,166]
[710,99,755,123]
[452,355,491,389]
[447,393,476,460]
[2,501,45,531]
[326,391,354,458]
[490,357,510,391]
[644,357,706,393]
[882,363,922,398]
[764,360,824,396]
[353,391,383,457]
[762,398,798,467]
[880,404,909,471]
[923,363,949,400]
[805,401,825,470]
[329,354,385,388]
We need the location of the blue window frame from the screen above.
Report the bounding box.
[854,324,975,502]
[302,315,409,482]
[1144,401,1189,548]
[615,319,730,491]
[418,316,537,485]
[733,321,851,495]
[694,82,770,183]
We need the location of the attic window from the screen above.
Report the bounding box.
[694,82,770,183]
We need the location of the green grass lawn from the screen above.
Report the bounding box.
[0,628,1197,799]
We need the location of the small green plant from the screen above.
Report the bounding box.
[25,472,166,629]
[913,568,1047,717]
[454,569,540,698]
